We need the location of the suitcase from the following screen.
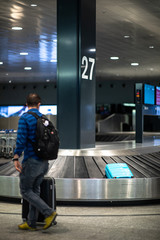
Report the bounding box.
[105,163,134,179]
[22,177,56,223]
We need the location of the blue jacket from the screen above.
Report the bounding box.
[14,108,42,163]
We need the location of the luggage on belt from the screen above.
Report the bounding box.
[105,163,134,179]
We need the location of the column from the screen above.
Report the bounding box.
[57,0,96,149]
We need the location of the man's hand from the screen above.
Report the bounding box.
[13,154,22,173]
[14,160,22,173]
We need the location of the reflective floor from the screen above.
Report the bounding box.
[59,134,160,156]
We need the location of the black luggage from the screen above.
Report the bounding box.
[22,177,56,223]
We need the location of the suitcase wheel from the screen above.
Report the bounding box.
[53,220,57,226]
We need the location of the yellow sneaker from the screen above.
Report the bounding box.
[18,222,37,231]
[43,211,57,230]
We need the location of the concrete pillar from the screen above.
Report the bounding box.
[57,0,96,149]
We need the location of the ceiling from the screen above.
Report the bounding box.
[0,0,160,84]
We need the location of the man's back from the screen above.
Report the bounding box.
[14,108,42,163]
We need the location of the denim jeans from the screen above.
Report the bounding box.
[20,158,53,227]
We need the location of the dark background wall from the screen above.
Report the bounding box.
[96,81,134,104]
[0,83,57,105]
[0,80,135,106]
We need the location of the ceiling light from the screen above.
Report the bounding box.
[124,35,130,38]
[149,46,154,49]
[9,80,12,83]
[50,59,57,62]
[110,57,119,60]
[0,62,3,65]
[46,79,50,82]
[12,27,23,30]
[24,67,32,70]
[31,4,37,7]
[123,103,135,107]
[131,63,139,66]
[20,52,28,55]
[89,48,96,52]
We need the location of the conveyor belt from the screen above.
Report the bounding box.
[96,132,160,142]
[0,152,160,178]
[0,148,160,202]
[96,133,135,142]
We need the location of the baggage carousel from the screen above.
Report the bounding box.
[0,135,160,202]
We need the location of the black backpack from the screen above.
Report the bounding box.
[27,112,59,160]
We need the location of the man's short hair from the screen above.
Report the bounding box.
[26,93,41,107]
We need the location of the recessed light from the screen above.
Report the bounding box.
[0,62,3,65]
[89,48,96,52]
[149,46,154,49]
[20,52,28,55]
[50,59,57,62]
[131,63,139,66]
[9,80,12,83]
[24,67,32,70]
[31,4,37,7]
[123,103,135,107]
[12,27,23,30]
[110,57,119,60]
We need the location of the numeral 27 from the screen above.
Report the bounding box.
[81,56,95,80]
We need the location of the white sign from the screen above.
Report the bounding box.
[81,56,95,80]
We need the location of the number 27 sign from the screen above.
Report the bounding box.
[81,56,95,80]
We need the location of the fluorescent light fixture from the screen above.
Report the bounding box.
[124,35,130,38]
[0,62,3,65]
[149,46,154,49]
[131,63,139,66]
[12,27,23,30]
[123,103,135,107]
[31,4,37,7]
[110,56,119,60]
[50,59,57,62]
[24,67,32,70]
[20,52,28,55]
[89,48,96,52]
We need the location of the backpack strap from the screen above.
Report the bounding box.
[25,112,40,147]
[27,111,40,119]
[27,111,47,120]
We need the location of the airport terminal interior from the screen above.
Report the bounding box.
[0,0,160,240]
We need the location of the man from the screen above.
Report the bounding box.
[13,93,57,230]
